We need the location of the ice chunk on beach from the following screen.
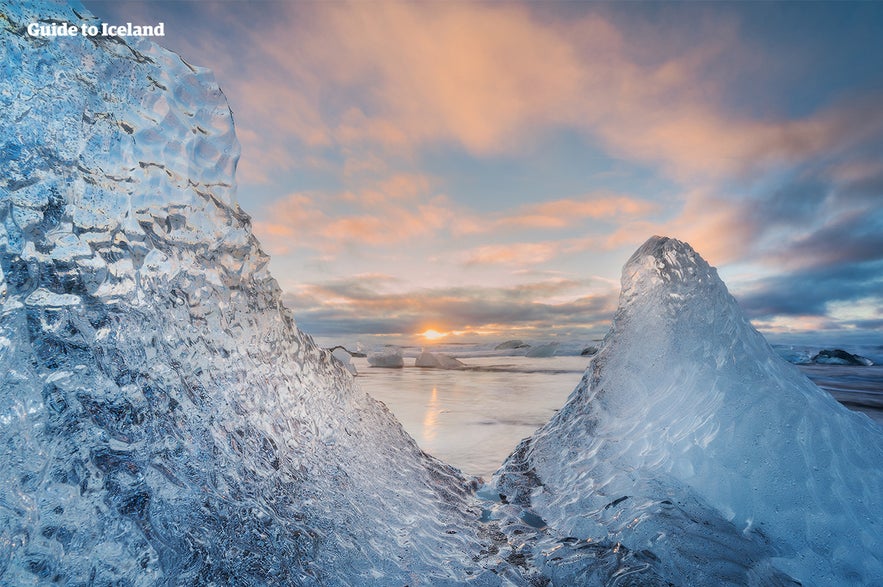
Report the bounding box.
[367,346,405,368]
[0,4,512,584]
[495,236,883,585]
[415,350,466,369]
[331,346,358,375]
[524,342,558,357]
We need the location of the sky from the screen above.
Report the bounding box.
[84,1,883,347]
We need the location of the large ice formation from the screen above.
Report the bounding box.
[0,3,516,584]
[6,2,883,586]
[495,236,883,585]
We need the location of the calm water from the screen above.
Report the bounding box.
[353,354,883,480]
[353,355,586,479]
[797,364,883,424]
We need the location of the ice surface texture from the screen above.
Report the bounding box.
[0,2,515,585]
[5,1,883,585]
[367,346,404,368]
[495,236,883,585]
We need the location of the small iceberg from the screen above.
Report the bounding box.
[811,348,874,366]
[525,342,558,357]
[367,346,404,368]
[415,350,466,369]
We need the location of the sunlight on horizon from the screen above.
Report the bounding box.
[421,329,449,341]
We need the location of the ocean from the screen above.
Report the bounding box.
[351,343,883,479]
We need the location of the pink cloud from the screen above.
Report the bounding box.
[459,234,607,268]
[253,186,457,254]
[462,242,562,266]
[490,193,659,231]
[173,3,882,190]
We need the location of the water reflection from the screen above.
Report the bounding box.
[422,386,440,443]
[356,356,584,478]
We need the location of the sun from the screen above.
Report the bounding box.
[420,329,448,341]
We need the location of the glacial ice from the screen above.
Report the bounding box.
[5,1,883,585]
[415,350,466,369]
[367,346,405,368]
[0,3,517,584]
[330,346,358,375]
[495,236,883,585]
[524,342,558,358]
[810,348,874,366]
[495,339,528,350]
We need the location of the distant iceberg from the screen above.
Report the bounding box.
[811,348,874,366]
[495,236,883,585]
[495,339,529,350]
[415,350,466,369]
[524,342,558,357]
[367,346,405,368]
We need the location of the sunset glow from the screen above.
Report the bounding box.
[421,329,448,341]
[87,1,883,346]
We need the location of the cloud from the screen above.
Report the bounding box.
[254,181,658,265]
[222,2,883,187]
[732,208,883,322]
[284,277,619,339]
[90,2,883,193]
[459,235,610,268]
[455,193,658,234]
[251,172,454,254]
[319,196,454,246]
[737,261,883,319]
[765,209,883,271]
[461,242,564,267]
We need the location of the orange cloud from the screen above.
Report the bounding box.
[253,187,457,254]
[460,234,607,268]
[243,2,832,182]
[177,2,883,189]
[491,194,658,231]
[463,242,562,266]
[601,188,758,266]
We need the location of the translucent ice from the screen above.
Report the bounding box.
[330,346,358,375]
[415,350,466,369]
[495,236,883,585]
[0,3,515,584]
[524,342,558,358]
[367,346,405,368]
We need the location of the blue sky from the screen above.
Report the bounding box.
[85,1,883,346]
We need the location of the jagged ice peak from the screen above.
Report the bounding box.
[495,235,883,585]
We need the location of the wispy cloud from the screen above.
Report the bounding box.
[455,193,658,234]
[284,276,618,339]
[215,2,883,187]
